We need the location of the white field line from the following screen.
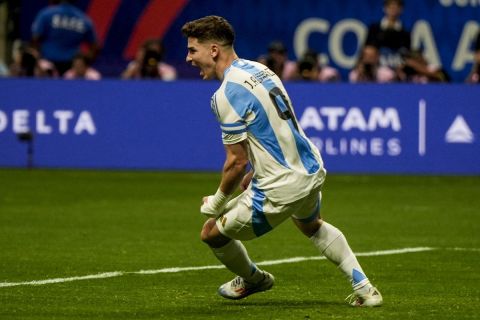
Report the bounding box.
[447,247,480,252]
[0,247,475,288]
[256,246,435,266]
[0,272,124,288]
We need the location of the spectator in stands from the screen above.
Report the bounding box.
[465,31,480,83]
[365,0,411,69]
[64,53,101,80]
[296,49,340,82]
[349,45,396,83]
[396,49,450,83]
[258,41,296,81]
[121,39,177,80]
[0,59,8,77]
[9,42,58,78]
[31,0,99,75]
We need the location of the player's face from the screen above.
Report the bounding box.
[186,37,217,80]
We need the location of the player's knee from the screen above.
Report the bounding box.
[200,219,232,248]
[200,227,209,243]
[296,218,322,237]
[200,230,224,247]
[200,219,216,243]
[200,228,215,244]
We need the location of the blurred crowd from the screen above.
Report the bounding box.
[0,0,479,83]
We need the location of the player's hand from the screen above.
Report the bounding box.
[200,195,222,218]
[200,189,231,219]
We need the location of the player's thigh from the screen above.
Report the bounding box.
[290,188,322,236]
[215,190,296,241]
[216,193,257,241]
[216,192,310,241]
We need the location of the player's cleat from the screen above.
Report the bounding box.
[217,271,275,300]
[345,286,383,307]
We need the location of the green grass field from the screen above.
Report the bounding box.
[0,169,479,319]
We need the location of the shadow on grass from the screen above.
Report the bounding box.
[2,297,352,319]
[156,298,348,319]
[218,298,345,308]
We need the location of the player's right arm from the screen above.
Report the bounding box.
[200,87,251,218]
[200,140,248,218]
[220,140,249,194]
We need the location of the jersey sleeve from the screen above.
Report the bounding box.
[211,93,247,145]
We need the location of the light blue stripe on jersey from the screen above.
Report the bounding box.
[232,60,320,174]
[225,82,290,168]
[251,179,272,237]
[220,121,247,134]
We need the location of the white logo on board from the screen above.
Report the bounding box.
[445,115,474,143]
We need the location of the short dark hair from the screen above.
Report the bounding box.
[181,15,235,46]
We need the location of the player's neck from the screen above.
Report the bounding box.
[216,49,239,80]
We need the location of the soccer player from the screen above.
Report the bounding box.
[181,16,383,307]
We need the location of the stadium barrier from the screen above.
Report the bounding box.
[0,79,478,174]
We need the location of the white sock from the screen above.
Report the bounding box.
[211,240,264,283]
[310,222,372,291]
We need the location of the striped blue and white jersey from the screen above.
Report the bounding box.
[211,59,326,204]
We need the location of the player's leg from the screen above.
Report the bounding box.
[291,192,383,307]
[200,218,274,299]
[292,216,372,288]
[201,218,262,279]
[200,218,231,248]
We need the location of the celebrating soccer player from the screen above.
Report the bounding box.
[181,15,382,307]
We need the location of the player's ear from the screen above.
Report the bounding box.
[210,44,219,58]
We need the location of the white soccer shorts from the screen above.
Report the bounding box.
[216,185,322,240]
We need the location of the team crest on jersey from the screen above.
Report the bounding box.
[210,95,221,120]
